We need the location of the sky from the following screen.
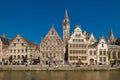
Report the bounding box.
[0,0,120,44]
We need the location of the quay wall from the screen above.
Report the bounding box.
[0,65,120,71]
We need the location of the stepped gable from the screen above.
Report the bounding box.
[8,34,39,49]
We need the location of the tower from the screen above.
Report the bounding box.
[108,28,115,44]
[62,10,70,46]
[62,10,70,62]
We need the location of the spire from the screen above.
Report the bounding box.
[110,28,114,38]
[108,28,115,44]
[110,28,113,34]
[62,9,70,29]
[65,9,68,18]
[62,9,70,46]
[63,9,70,24]
[52,24,54,28]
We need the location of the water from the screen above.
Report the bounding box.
[0,71,120,80]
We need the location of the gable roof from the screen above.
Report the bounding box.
[41,25,64,46]
[0,36,12,49]
[88,33,96,42]
[8,34,39,50]
[0,36,10,45]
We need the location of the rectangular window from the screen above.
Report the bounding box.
[70,56,72,60]
[113,52,116,59]
[42,53,44,58]
[94,51,96,55]
[76,56,78,60]
[46,53,48,57]
[53,53,55,57]
[90,50,92,55]
[99,50,102,55]
[103,57,106,62]
[103,50,106,55]
[82,56,87,60]
[73,56,75,60]
[84,50,86,54]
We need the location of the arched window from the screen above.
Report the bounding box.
[18,55,20,59]
[14,55,16,59]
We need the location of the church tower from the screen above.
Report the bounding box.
[62,10,70,62]
[62,10,70,46]
[108,28,115,44]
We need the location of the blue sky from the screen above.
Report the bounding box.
[0,0,120,44]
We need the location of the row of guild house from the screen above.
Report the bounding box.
[0,34,40,65]
[0,10,120,65]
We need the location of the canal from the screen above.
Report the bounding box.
[0,71,120,80]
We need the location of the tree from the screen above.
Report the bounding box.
[110,59,116,67]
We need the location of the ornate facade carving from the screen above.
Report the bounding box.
[40,25,65,65]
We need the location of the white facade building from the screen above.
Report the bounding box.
[2,34,39,64]
[68,25,109,65]
[68,26,89,64]
[97,36,109,64]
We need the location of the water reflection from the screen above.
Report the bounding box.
[0,71,120,80]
